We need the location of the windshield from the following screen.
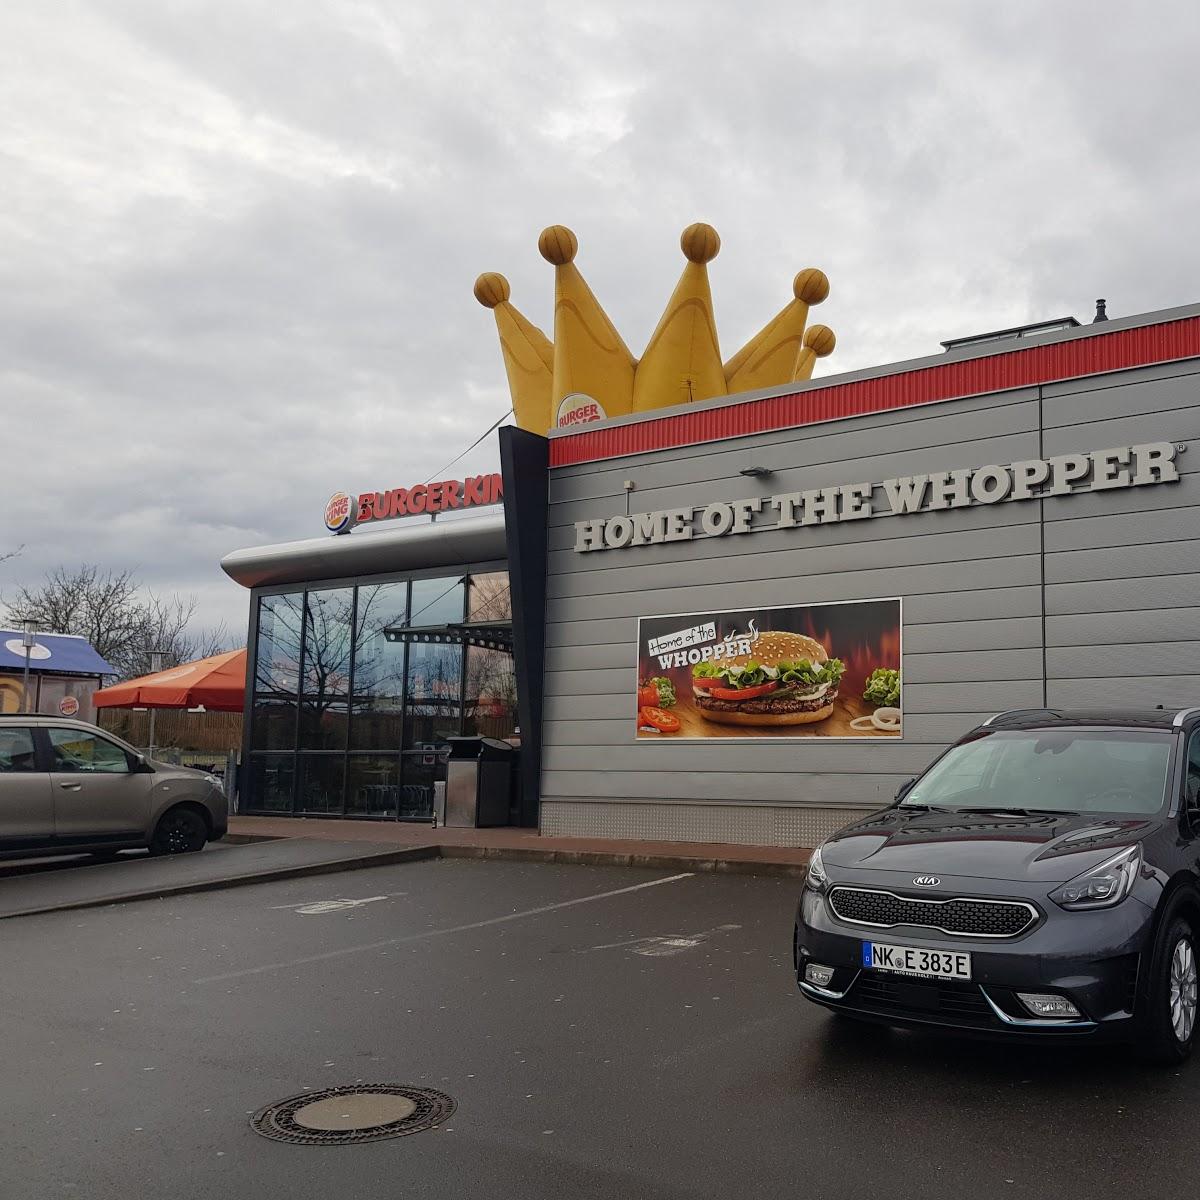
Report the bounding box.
[902,729,1173,815]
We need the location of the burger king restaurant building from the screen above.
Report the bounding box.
[225,301,1200,847]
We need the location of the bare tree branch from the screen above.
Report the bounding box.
[3,564,231,680]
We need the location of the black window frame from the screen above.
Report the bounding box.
[242,562,506,820]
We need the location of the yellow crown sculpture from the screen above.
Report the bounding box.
[474,222,835,434]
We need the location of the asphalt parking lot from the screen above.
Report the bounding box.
[0,838,428,918]
[3,856,1193,1199]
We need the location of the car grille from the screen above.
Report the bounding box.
[828,887,1036,938]
[850,974,996,1027]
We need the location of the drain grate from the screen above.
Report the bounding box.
[251,1085,456,1146]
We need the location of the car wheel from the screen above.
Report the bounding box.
[150,807,208,856]
[1141,916,1198,1065]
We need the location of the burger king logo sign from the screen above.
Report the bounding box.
[556,393,607,429]
[324,491,356,534]
[58,695,80,717]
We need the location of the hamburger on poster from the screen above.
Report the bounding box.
[691,630,845,727]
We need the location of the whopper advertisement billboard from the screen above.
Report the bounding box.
[634,598,902,740]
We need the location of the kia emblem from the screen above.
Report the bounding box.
[913,876,940,887]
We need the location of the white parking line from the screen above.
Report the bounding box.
[195,872,694,984]
[587,923,742,957]
[270,894,403,915]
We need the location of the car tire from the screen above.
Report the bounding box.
[149,807,208,856]
[1140,915,1199,1065]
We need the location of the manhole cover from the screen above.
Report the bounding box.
[251,1085,456,1145]
[294,1092,417,1131]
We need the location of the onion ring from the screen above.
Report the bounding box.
[872,707,902,730]
[849,716,877,731]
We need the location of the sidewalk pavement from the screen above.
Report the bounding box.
[229,815,813,877]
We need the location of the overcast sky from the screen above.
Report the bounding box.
[3,0,1198,638]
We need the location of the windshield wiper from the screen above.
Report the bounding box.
[960,806,1078,817]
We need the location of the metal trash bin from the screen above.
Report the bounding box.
[444,737,514,827]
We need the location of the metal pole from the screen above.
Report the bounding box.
[20,621,36,714]
[147,651,164,758]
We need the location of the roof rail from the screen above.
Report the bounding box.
[1173,707,1200,728]
[980,708,1055,728]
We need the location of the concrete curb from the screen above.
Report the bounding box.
[437,844,809,877]
[0,846,439,921]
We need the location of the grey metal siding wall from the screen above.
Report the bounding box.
[540,359,1200,845]
[1042,363,1200,708]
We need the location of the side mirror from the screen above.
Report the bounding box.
[132,753,152,773]
[894,778,916,804]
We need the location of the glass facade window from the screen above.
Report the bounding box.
[302,588,354,700]
[298,700,349,750]
[297,754,346,815]
[463,646,518,740]
[346,755,402,818]
[245,570,509,819]
[350,582,408,752]
[409,576,465,628]
[400,753,440,819]
[252,593,304,756]
[404,641,463,747]
[467,572,512,623]
[251,698,297,751]
[248,754,296,813]
[256,593,304,694]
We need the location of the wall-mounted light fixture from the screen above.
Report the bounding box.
[739,466,774,479]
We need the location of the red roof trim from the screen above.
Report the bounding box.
[549,316,1200,468]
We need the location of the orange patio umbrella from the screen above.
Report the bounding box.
[93,649,247,712]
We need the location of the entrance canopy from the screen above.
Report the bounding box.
[93,649,247,712]
[384,619,514,653]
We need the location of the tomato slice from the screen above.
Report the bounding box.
[637,685,659,708]
[691,677,722,692]
[710,682,777,701]
[639,706,681,733]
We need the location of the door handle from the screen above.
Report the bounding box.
[59,782,83,791]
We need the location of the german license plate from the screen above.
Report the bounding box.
[863,941,971,980]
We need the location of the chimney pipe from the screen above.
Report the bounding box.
[1093,298,1109,323]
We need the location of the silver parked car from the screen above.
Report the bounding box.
[0,715,227,859]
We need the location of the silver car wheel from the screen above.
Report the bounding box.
[1169,936,1197,1043]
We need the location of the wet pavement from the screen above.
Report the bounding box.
[1,857,1190,1199]
[0,838,429,918]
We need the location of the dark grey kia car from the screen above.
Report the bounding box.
[795,708,1200,1063]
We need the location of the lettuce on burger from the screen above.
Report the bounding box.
[692,631,845,727]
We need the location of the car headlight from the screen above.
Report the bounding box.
[1050,844,1141,911]
[805,845,829,893]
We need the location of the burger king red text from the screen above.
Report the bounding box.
[325,475,503,533]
